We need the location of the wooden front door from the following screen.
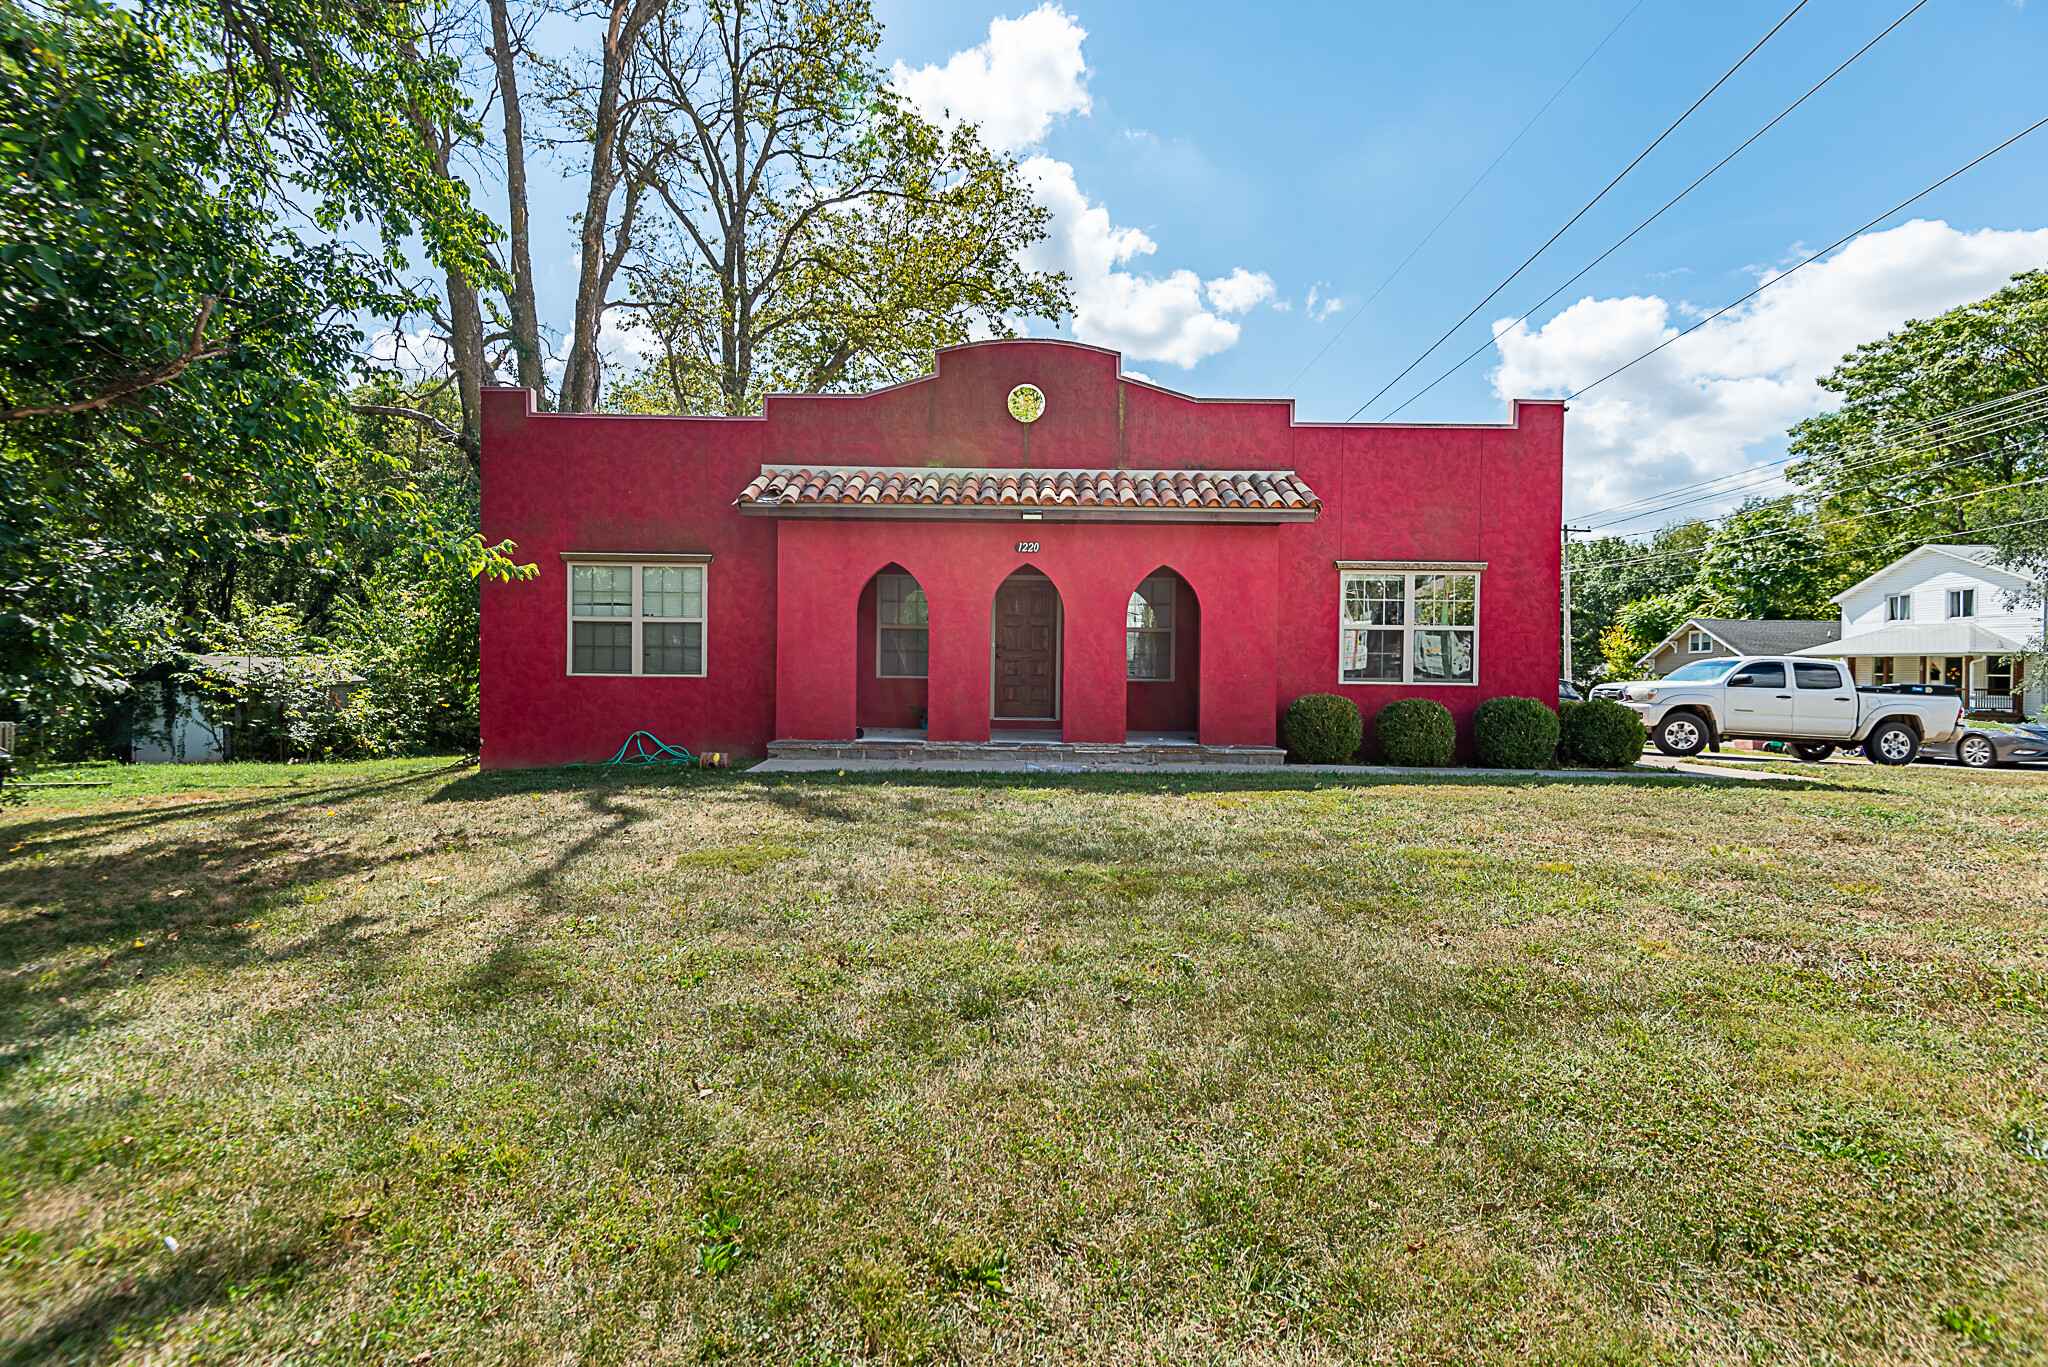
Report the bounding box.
[992,574,1060,718]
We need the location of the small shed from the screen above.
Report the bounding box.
[128,654,364,763]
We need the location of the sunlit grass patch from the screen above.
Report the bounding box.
[0,758,2043,1363]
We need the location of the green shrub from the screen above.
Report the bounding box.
[1374,698,1456,767]
[1473,696,1559,768]
[1559,698,1647,767]
[1282,693,1362,764]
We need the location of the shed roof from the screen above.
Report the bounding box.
[735,466,1321,522]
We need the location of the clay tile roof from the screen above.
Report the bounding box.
[736,465,1322,521]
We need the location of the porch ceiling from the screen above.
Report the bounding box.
[735,465,1321,522]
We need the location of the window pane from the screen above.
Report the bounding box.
[1127,630,1171,680]
[1414,574,1476,627]
[1794,663,1844,690]
[640,621,702,674]
[1342,576,1404,627]
[879,626,929,678]
[572,565,631,617]
[1730,662,1785,688]
[642,566,683,617]
[1127,575,1175,630]
[680,566,704,619]
[880,573,928,627]
[1341,628,1403,682]
[572,621,633,673]
[1412,628,1475,683]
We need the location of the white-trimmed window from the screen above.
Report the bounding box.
[876,573,929,678]
[1687,629,1714,654]
[1887,593,1912,621]
[1127,574,1175,681]
[1948,588,1975,618]
[1339,570,1478,685]
[566,558,707,676]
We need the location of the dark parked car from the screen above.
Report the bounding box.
[1920,723,2048,769]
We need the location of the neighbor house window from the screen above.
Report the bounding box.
[1127,574,1175,680]
[1989,656,2014,696]
[1871,656,1894,686]
[876,573,929,678]
[1687,630,1714,654]
[1339,571,1478,685]
[567,559,707,676]
[1948,588,1975,618]
[1886,593,1911,621]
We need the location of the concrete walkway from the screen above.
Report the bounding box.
[749,754,1825,782]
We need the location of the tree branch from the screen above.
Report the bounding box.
[2,297,232,421]
[350,404,462,445]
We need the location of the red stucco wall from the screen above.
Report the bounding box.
[479,339,1562,767]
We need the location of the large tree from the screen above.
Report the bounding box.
[0,0,519,747]
[523,0,1065,414]
[1787,269,2048,575]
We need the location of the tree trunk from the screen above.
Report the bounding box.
[488,0,548,405]
[400,40,486,463]
[560,0,664,412]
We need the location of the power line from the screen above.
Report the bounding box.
[1282,0,1652,393]
[1572,511,2048,587]
[1578,393,2048,532]
[1571,475,2048,577]
[1378,0,1930,422]
[1565,114,2048,401]
[1346,0,1815,422]
[1567,383,2048,523]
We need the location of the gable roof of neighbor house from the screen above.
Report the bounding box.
[1829,543,2036,604]
[1636,617,1841,668]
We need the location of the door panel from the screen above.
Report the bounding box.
[993,575,1060,718]
[1792,661,1857,737]
[1723,660,1794,735]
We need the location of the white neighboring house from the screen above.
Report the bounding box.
[1789,544,2042,717]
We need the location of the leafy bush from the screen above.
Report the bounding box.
[1474,696,1559,768]
[1282,693,1362,764]
[1559,698,1647,767]
[1374,698,1456,767]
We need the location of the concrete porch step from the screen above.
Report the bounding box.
[765,737,1286,766]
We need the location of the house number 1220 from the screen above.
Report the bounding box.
[1015,541,1040,553]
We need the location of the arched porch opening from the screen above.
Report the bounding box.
[856,563,929,735]
[1124,567,1200,739]
[991,566,1062,730]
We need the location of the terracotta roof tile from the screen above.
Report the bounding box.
[737,465,1321,520]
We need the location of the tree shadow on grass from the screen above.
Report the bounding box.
[0,1235,331,1367]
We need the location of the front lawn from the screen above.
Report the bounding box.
[2,759,2044,1364]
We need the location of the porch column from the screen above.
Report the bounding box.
[773,524,857,741]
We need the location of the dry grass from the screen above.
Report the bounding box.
[1,757,2045,1365]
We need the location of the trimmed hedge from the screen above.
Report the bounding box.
[1375,698,1456,767]
[1282,693,1362,764]
[1474,696,1559,769]
[1559,698,1647,767]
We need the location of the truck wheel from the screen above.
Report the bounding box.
[1865,721,1920,766]
[1653,712,1709,757]
[1958,733,1998,768]
[1793,743,1835,762]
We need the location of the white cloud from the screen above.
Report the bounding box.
[890,4,1089,156]
[1206,268,1275,314]
[1488,220,2048,524]
[1122,370,1153,383]
[894,7,1265,370]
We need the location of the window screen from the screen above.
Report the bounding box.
[877,573,929,678]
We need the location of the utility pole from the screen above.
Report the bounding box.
[1562,525,1590,684]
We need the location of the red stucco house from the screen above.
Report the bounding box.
[479,339,1563,767]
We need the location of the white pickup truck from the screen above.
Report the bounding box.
[1618,656,1967,765]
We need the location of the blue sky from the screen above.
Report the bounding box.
[502,1,2048,530]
